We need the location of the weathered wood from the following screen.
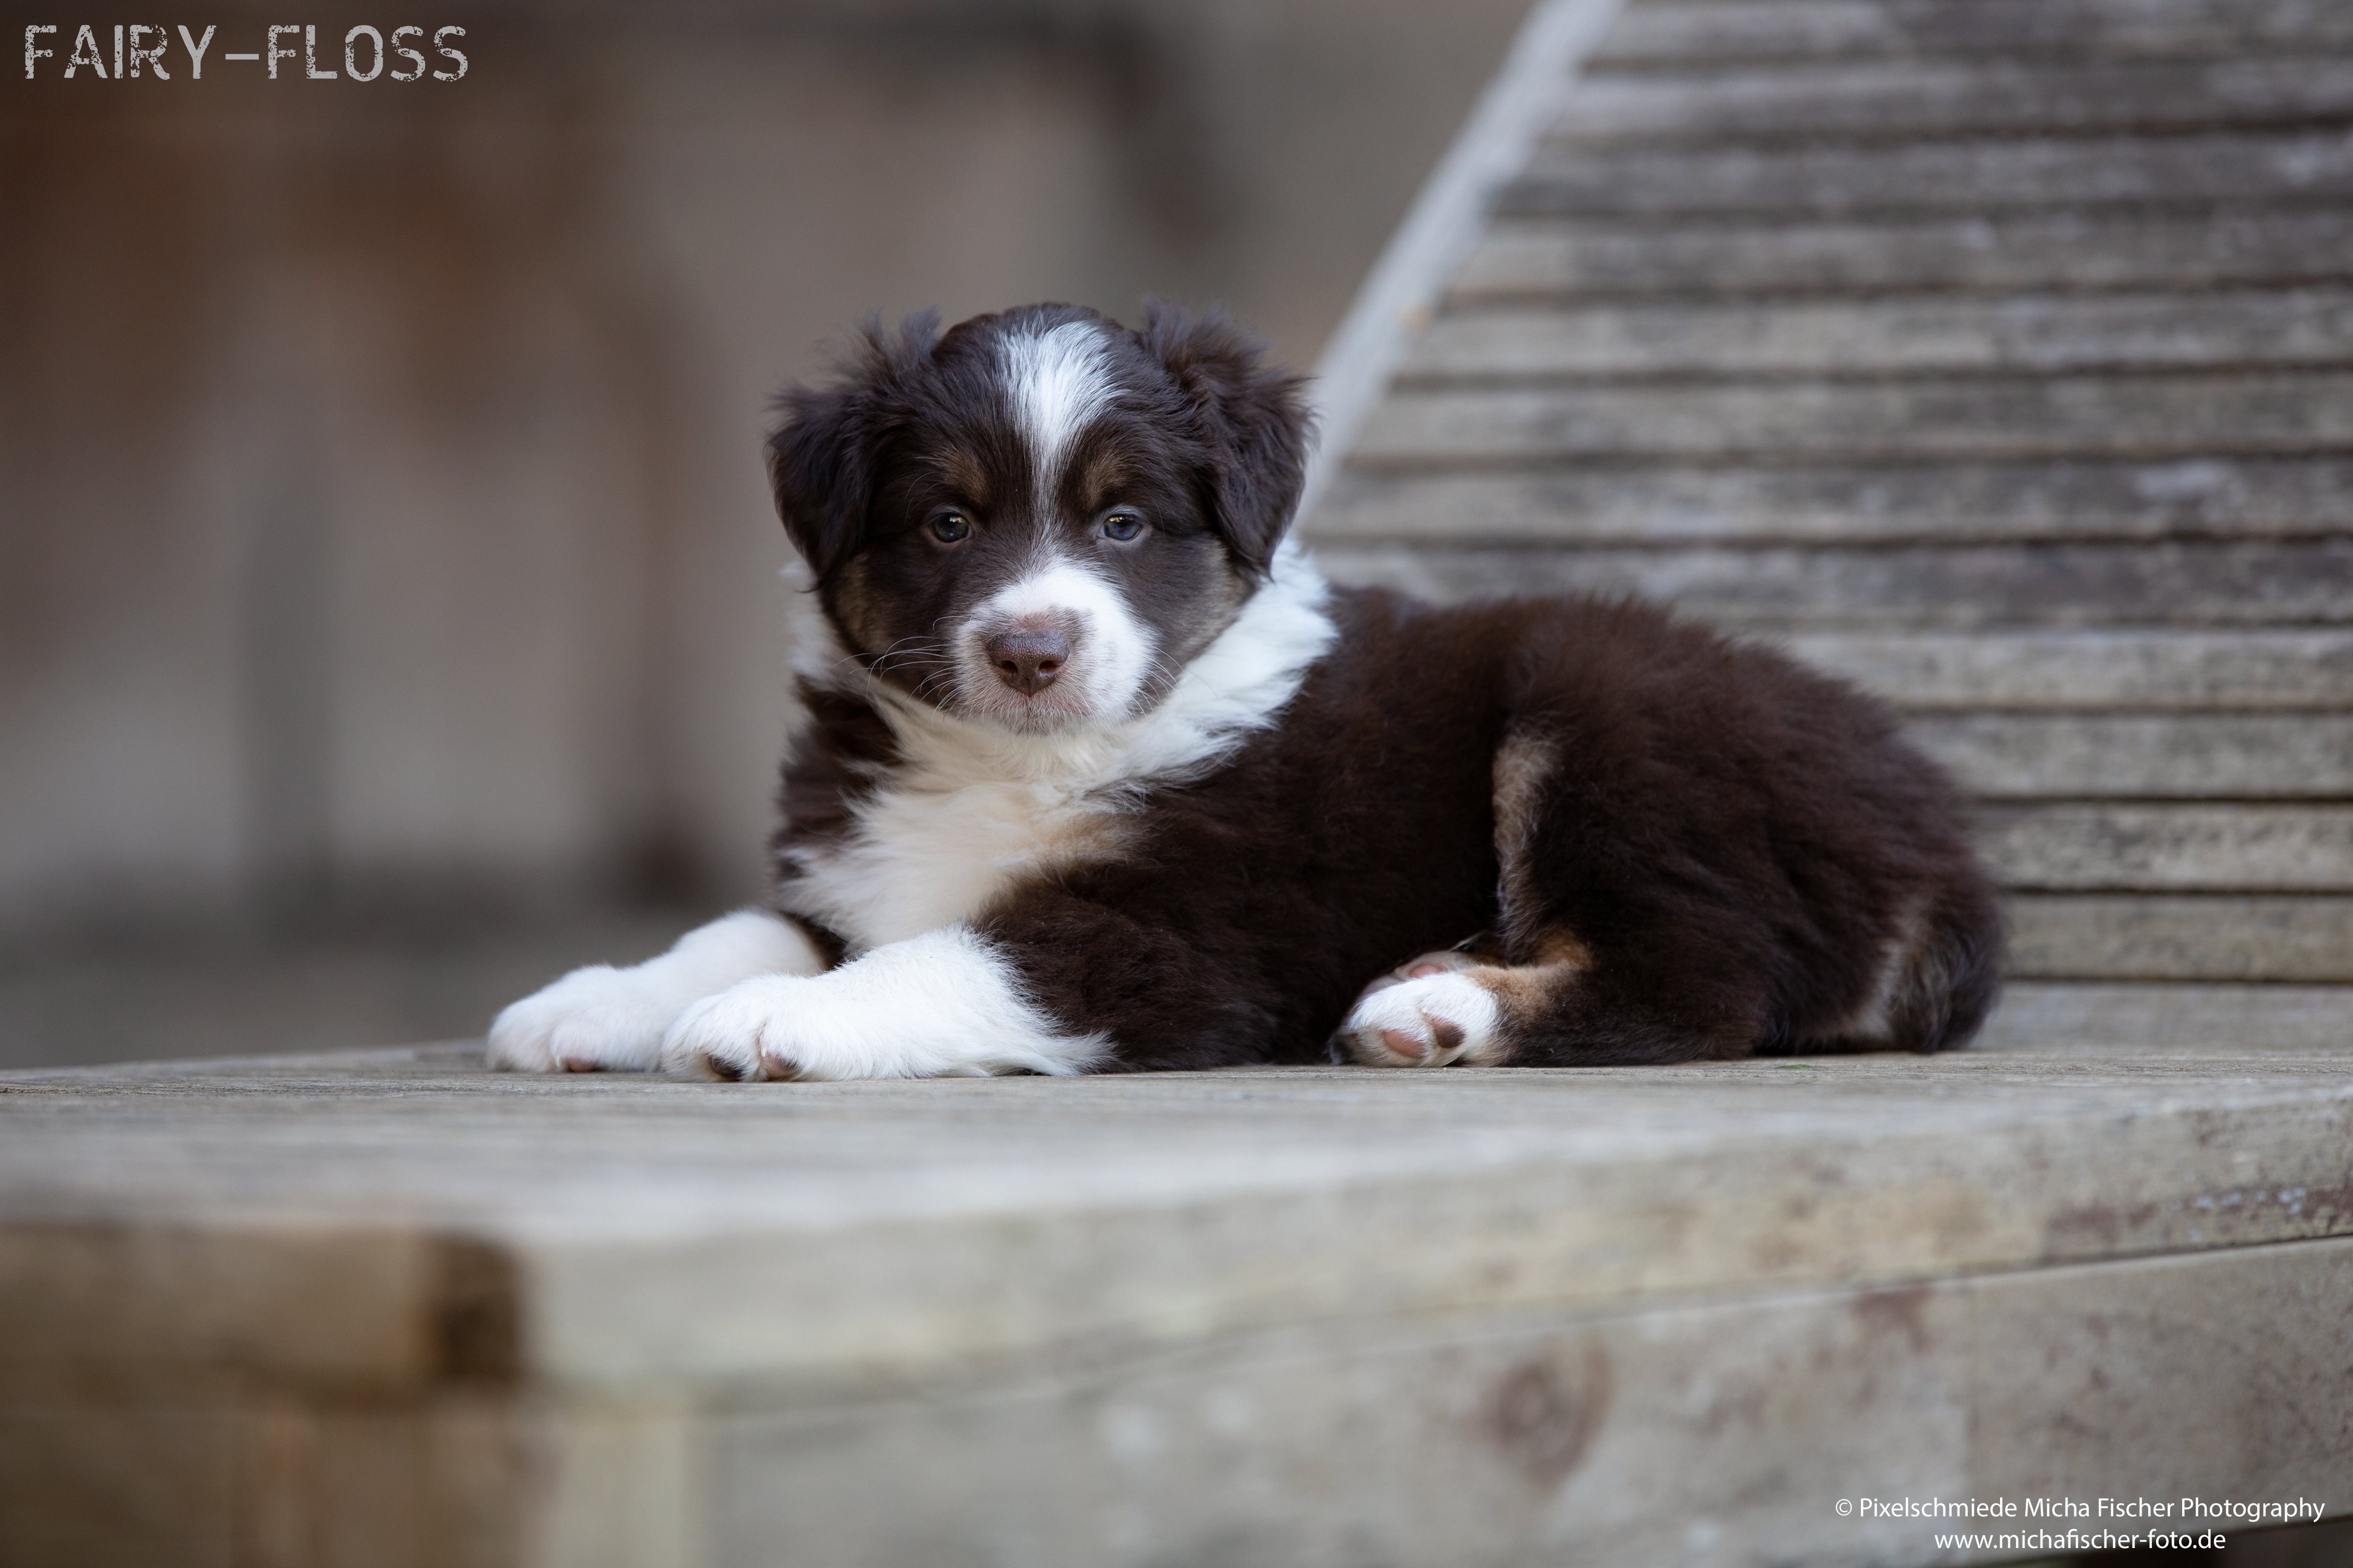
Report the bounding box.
[5,1048,2352,1394]
[1399,289,2353,382]
[1554,58,2353,146]
[2007,894,2353,982]
[1906,714,2353,798]
[691,1243,2353,1568]
[1313,540,2353,628]
[1590,0,2353,70]
[1978,803,2353,891]
[1306,458,2353,545]
[1772,630,2353,711]
[12,1234,2353,1568]
[1450,209,2353,302]
[1502,130,2353,217]
[1980,981,2353,1051]
[1350,371,2353,463]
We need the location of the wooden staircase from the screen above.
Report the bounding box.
[1305,0,2353,1056]
[7,6,2353,1565]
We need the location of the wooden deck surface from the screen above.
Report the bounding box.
[4,1042,2350,1566]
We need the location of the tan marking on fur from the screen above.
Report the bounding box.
[832,556,892,656]
[1072,443,1132,508]
[930,446,992,504]
[1389,931,1593,1065]
[1827,897,1926,1042]
[1011,804,1136,880]
[1492,730,1558,952]
[1533,930,1593,970]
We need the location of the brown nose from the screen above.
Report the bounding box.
[987,628,1071,695]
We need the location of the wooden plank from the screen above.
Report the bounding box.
[1315,540,2353,628]
[1350,371,2353,464]
[1910,713,2353,799]
[9,1050,2353,1394]
[1979,980,2353,1050]
[1978,803,2353,891]
[1590,1,2353,70]
[693,1244,2353,1567]
[2007,894,2353,982]
[1450,209,2353,302]
[1306,458,2353,545]
[1400,290,2353,382]
[1501,130,2353,217]
[1775,629,2353,711]
[1552,58,2353,146]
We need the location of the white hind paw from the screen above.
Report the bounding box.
[1337,953,1502,1067]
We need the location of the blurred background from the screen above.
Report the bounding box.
[1,0,1536,1068]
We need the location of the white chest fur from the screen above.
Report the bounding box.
[780,547,1339,955]
[785,768,1135,953]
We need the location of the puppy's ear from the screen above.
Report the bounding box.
[766,312,940,583]
[1140,301,1314,575]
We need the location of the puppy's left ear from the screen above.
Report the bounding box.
[1141,302,1315,575]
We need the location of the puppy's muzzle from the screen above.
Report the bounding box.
[987,626,1071,695]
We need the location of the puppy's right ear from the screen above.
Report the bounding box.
[766,312,939,584]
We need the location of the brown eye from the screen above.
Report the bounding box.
[929,511,971,544]
[1100,511,1144,542]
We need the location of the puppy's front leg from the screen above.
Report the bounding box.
[661,927,1108,1081]
[488,909,831,1073]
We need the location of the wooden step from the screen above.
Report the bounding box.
[1910,714,2353,799]
[1774,630,2353,711]
[1553,58,2353,147]
[1502,130,2353,218]
[1399,290,2353,382]
[1351,371,2353,465]
[1979,980,2353,1050]
[2008,894,2353,982]
[1980,804,2353,891]
[1307,458,2353,546]
[3,1046,2350,1563]
[1590,0,2353,70]
[1450,209,2353,303]
[1314,540,2353,627]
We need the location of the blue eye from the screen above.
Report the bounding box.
[1101,512,1144,542]
[929,511,971,543]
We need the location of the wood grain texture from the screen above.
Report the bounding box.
[1773,630,2353,711]
[2007,894,2353,981]
[1306,458,2353,545]
[1351,371,2353,463]
[1399,290,2353,381]
[1450,209,2353,302]
[1554,58,2353,146]
[1313,540,2353,627]
[1590,0,2353,69]
[1979,980,2353,1050]
[1907,713,2353,798]
[6,1047,2353,1565]
[1978,803,2353,890]
[1503,130,2353,216]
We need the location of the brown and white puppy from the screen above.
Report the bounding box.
[490,302,2002,1080]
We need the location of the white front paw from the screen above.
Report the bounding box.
[661,976,835,1082]
[663,982,800,1081]
[487,966,676,1073]
[1337,954,1501,1068]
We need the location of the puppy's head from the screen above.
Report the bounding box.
[769,302,1312,734]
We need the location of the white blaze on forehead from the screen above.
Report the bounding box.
[1000,321,1115,508]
